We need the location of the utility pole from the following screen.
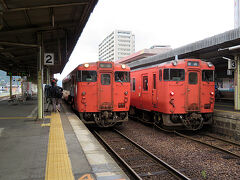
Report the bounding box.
[234,0,240,28]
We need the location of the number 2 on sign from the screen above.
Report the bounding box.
[44,53,54,65]
[46,55,52,63]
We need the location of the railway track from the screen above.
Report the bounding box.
[129,116,240,162]
[93,129,190,180]
[153,122,240,159]
[175,131,240,159]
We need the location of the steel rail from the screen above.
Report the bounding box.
[114,129,191,180]
[175,131,240,159]
[201,133,240,146]
[152,119,240,159]
[92,130,142,180]
[132,116,240,159]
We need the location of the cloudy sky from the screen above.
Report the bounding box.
[58,0,234,79]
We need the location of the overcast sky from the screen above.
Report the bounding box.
[58,0,234,79]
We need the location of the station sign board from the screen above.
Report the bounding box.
[44,53,54,65]
[228,59,236,70]
[227,69,233,76]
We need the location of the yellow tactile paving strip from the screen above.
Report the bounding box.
[45,112,74,180]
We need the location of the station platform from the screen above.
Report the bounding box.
[214,101,240,119]
[0,96,129,180]
[213,101,240,142]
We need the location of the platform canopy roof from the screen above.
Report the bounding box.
[128,28,240,70]
[0,0,98,78]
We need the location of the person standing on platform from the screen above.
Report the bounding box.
[45,79,63,112]
[45,84,53,112]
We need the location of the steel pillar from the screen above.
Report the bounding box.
[37,35,43,120]
[46,66,50,85]
[9,74,12,97]
[234,56,240,110]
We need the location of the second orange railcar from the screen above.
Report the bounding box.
[130,59,215,130]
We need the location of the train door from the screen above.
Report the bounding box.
[98,72,113,110]
[152,73,157,107]
[73,74,78,109]
[141,74,148,108]
[186,70,200,111]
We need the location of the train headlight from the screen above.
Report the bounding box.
[172,61,177,66]
[124,91,128,95]
[82,91,86,96]
[207,62,213,67]
[210,91,214,96]
[84,63,89,68]
[121,64,126,69]
[170,91,174,96]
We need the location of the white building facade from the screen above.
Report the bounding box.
[99,30,135,61]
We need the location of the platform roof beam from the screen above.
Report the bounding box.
[0,0,98,79]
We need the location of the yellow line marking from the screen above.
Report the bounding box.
[41,123,50,127]
[45,112,74,180]
[214,109,240,115]
[0,116,37,119]
[215,104,234,108]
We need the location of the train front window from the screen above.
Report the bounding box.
[189,72,198,84]
[202,70,214,82]
[101,74,110,85]
[164,69,185,81]
[115,71,130,82]
[77,70,97,82]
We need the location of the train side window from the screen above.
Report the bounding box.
[159,69,162,81]
[189,72,198,84]
[132,78,136,91]
[163,69,169,80]
[78,70,97,82]
[153,74,156,89]
[101,74,110,85]
[115,71,130,82]
[202,70,214,82]
[143,76,148,91]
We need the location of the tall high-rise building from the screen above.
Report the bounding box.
[98,30,135,61]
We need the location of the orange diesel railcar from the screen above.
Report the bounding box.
[130,59,215,130]
[63,61,130,127]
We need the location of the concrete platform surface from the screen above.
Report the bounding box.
[0,98,129,180]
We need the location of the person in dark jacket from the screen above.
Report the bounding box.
[45,79,63,112]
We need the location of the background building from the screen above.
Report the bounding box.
[99,30,135,61]
[116,45,172,64]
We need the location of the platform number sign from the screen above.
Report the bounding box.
[228,59,236,70]
[44,53,54,65]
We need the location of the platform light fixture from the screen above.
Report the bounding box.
[218,45,240,52]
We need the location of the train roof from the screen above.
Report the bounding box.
[131,58,214,72]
